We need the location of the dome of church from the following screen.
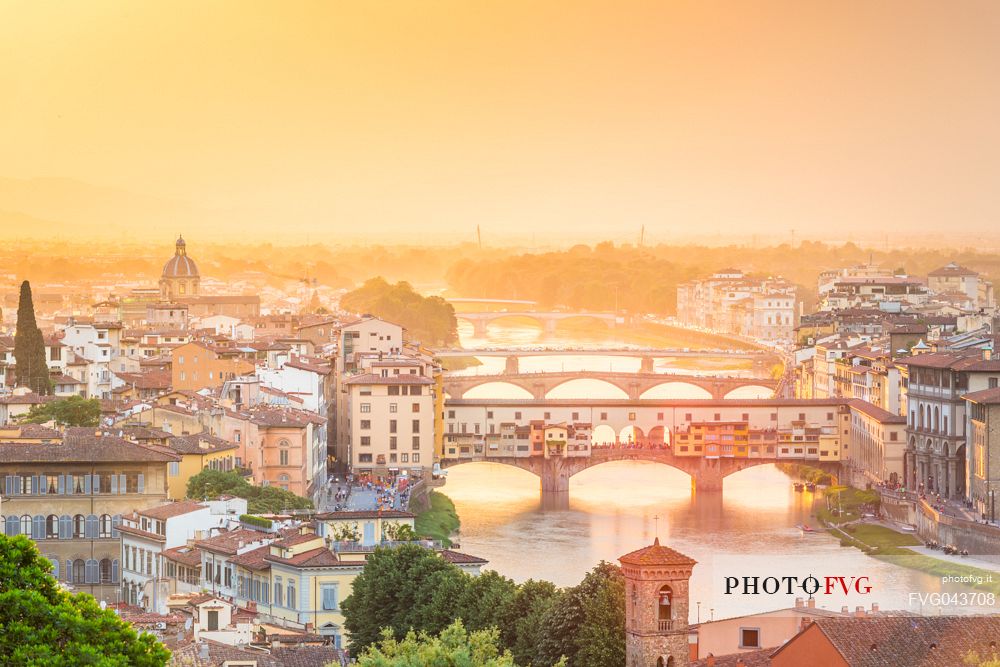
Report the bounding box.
[162,235,199,278]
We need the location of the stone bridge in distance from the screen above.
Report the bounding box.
[442,371,778,400]
[439,448,841,495]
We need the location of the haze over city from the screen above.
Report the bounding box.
[4,1,1000,245]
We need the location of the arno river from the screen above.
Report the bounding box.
[439,321,998,620]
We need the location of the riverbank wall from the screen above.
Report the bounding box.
[878,490,1000,560]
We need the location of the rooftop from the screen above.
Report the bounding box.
[619,537,697,567]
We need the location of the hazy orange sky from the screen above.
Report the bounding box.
[3,1,1000,243]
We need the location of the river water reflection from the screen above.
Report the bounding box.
[441,321,998,619]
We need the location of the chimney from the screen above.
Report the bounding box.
[855,606,865,617]
[736,660,746,667]
[807,597,816,609]
[794,597,804,608]
[871,603,879,613]
[841,606,849,614]
[706,656,716,667]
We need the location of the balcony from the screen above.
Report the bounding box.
[658,619,674,631]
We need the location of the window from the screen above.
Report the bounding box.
[401,453,409,463]
[98,514,114,538]
[321,584,338,610]
[73,514,85,538]
[359,454,373,463]
[412,419,420,433]
[20,514,31,536]
[389,403,398,413]
[389,420,397,433]
[360,436,371,447]
[280,450,289,466]
[412,403,420,413]
[360,403,371,413]
[412,436,420,449]
[46,515,58,539]
[360,420,371,430]
[515,412,522,420]
[287,582,296,609]
[72,559,85,584]
[740,627,761,648]
[412,453,420,463]
[168,462,180,477]
[389,437,397,450]
[275,580,283,606]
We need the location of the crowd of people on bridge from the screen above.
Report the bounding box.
[590,440,670,450]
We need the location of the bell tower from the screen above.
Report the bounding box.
[619,537,696,667]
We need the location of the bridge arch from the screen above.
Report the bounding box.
[460,381,534,399]
[723,384,775,400]
[545,378,629,399]
[592,424,617,446]
[647,425,670,446]
[639,382,713,399]
[619,425,645,445]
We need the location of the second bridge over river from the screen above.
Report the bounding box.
[442,371,778,400]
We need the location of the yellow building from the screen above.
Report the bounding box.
[163,432,239,499]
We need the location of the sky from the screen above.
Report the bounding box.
[3,1,1000,244]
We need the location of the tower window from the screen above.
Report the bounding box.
[657,585,672,631]
[740,627,761,648]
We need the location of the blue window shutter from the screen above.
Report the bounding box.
[66,560,72,581]
[111,559,119,583]
[84,475,92,495]
[86,515,98,539]
[57,474,65,495]
[5,516,17,536]
[64,475,73,495]
[59,515,71,539]
[86,559,98,584]
[119,474,126,493]
[50,558,59,579]
[33,515,44,540]
[110,474,118,494]
[137,474,144,494]
[5,475,14,496]
[29,475,37,495]
[112,514,121,538]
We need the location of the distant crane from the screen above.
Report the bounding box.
[477,225,482,250]
[639,225,645,248]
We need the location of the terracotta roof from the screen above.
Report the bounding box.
[618,538,697,567]
[116,524,166,542]
[439,549,489,565]
[266,546,341,568]
[161,545,203,568]
[0,424,61,439]
[122,425,173,441]
[229,544,272,571]
[283,357,331,375]
[315,510,415,520]
[247,407,325,428]
[194,529,271,555]
[898,351,1000,371]
[167,432,239,455]
[928,263,978,277]
[0,433,180,463]
[692,648,774,667]
[139,500,207,520]
[115,370,172,390]
[848,399,907,424]
[273,532,323,548]
[187,593,229,607]
[345,373,433,386]
[778,616,1000,667]
[963,387,1000,406]
[0,392,55,405]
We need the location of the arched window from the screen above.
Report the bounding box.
[658,585,673,630]
[100,558,112,583]
[20,514,31,536]
[279,439,291,447]
[933,407,940,432]
[100,515,113,538]
[47,515,59,539]
[72,559,85,584]
[73,515,86,538]
[278,474,290,482]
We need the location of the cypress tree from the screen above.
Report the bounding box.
[13,281,51,395]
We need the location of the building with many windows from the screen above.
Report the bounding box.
[0,431,179,602]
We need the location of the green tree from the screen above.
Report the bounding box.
[19,395,101,426]
[499,579,560,666]
[534,562,625,667]
[340,277,458,345]
[13,280,52,395]
[354,620,520,667]
[0,534,170,666]
[342,544,470,655]
[186,469,312,514]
